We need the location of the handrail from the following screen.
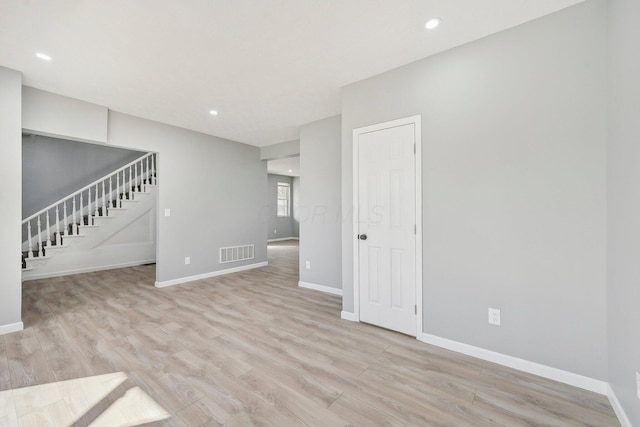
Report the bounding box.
[22,152,154,224]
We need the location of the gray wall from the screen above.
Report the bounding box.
[0,66,23,331]
[260,139,300,160]
[107,111,267,284]
[22,134,143,218]
[607,0,640,422]
[299,115,342,289]
[341,0,607,380]
[22,86,108,143]
[267,174,295,240]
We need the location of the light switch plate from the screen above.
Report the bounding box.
[164,208,171,217]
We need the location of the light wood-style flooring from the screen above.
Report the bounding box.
[0,240,619,426]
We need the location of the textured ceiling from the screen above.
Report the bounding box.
[0,0,583,147]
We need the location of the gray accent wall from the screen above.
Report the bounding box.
[0,66,23,331]
[341,0,607,381]
[22,134,143,218]
[107,111,267,284]
[299,115,341,290]
[267,174,296,240]
[608,0,640,423]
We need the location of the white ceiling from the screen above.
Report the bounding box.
[0,0,583,147]
[268,156,300,177]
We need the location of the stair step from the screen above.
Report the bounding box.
[45,244,70,252]
[25,255,52,261]
[62,235,86,245]
[25,256,52,269]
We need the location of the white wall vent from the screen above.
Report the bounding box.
[219,244,254,264]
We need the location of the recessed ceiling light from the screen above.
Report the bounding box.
[35,52,52,61]
[425,18,441,30]
[288,170,293,173]
[209,110,218,116]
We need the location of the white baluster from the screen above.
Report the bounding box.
[73,196,79,235]
[93,185,98,218]
[27,221,33,258]
[109,176,113,209]
[130,165,135,197]
[146,155,151,189]
[55,206,61,246]
[135,162,139,193]
[37,216,43,257]
[80,191,85,227]
[123,170,126,202]
[71,196,76,235]
[116,171,120,207]
[151,153,156,185]
[46,211,51,244]
[63,201,68,237]
[101,180,106,216]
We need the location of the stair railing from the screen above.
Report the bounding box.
[21,152,156,260]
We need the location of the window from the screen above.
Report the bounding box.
[277,182,290,217]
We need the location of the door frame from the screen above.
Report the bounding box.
[352,115,423,337]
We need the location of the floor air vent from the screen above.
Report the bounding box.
[219,245,254,264]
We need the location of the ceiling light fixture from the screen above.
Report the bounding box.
[209,110,218,116]
[288,170,292,173]
[35,52,52,61]
[425,18,441,30]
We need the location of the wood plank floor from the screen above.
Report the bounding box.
[1,240,619,426]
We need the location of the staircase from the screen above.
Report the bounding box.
[21,153,157,281]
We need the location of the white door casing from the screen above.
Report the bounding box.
[353,116,422,337]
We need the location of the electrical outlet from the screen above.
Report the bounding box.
[274,229,277,234]
[488,308,501,326]
[636,371,640,400]
[305,260,311,270]
[184,256,190,265]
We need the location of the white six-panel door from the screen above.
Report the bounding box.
[355,119,418,336]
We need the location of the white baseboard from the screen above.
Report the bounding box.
[268,237,299,242]
[155,261,268,288]
[298,281,342,296]
[607,384,633,427]
[0,321,24,336]
[341,311,358,322]
[22,259,156,282]
[418,333,608,396]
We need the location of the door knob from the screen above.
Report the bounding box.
[358,234,367,240]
